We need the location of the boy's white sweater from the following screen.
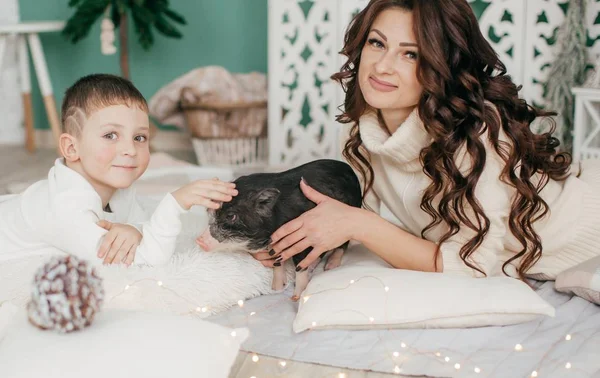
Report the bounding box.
[0,158,187,267]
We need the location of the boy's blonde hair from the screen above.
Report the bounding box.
[61,73,149,136]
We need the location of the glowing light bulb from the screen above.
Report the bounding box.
[250,311,256,316]
[311,321,317,327]
[565,334,572,341]
[454,363,461,370]
[515,344,523,351]
[237,300,244,307]
[279,361,287,367]
[231,331,237,337]
[384,286,390,292]
[124,285,130,290]
[251,354,259,362]
[201,307,208,313]
[435,352,441,357]
[393,351,399,357]
[400,342,407,348]
[338,374,346,378]
[157,281,163,286]
[444,357,450,362]
[474,367,481,373]
[565,362,572,369]
[369,317,375,322]
[350,280,355,284]
[394,366,401,374]
[531,371,538,377]
[195,307,202,312]
[303,296,310,303]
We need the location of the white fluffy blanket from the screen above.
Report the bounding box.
[0,200,295,318]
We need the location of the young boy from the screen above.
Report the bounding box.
[0,73,237,267]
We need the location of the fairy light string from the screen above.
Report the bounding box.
[105,274,594,377]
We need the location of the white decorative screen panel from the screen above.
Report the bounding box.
[267,0,340,166]
[471,0,526,87]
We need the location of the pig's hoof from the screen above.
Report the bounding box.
[290,295,300,302]
[325,258,343,271]
[324,248,344,270]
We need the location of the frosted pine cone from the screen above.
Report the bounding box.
[27,255,104,333]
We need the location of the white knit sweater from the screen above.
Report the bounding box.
[342,107,600,279]
[0,158,187,267]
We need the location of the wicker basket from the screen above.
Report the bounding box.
[180,88,268,167]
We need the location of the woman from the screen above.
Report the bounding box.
[255,0,600,281]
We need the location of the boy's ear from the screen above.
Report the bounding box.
[59,133,79,162]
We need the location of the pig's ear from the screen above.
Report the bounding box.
[254,188,280,216]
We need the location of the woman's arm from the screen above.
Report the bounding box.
[354,208,442,272]
[268,179,441,272]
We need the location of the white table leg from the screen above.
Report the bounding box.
[17,34,35,152]
[27,32,61,154]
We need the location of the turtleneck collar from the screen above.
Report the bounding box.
[358,108,432,169]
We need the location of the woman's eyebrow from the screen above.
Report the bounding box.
[371,28,387,41]
[370,28,418,47]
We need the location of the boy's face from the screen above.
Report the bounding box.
[74,104,151,191]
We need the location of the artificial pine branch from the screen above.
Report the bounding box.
[62,0,187,77]
[62,0,110,44]
[154,14,182,38]
[63,0,186,50]
[163,8,186,25]
[132,10,154,50]
[110,0,121,28]
[543,0,588,150]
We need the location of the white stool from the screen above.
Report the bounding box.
[0,21,65,154]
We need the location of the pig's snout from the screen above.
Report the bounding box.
[196,228,220,251]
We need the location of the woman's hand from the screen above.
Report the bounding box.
[251,250,279,268]
[266,178,361,270]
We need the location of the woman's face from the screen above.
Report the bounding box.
[358,8,423,123]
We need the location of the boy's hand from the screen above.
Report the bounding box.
[96,220,142,266]
[171,178,238,210]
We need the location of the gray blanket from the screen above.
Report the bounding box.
[207,279,600,377]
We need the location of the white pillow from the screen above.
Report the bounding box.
[0,306,248,378]
[293,243,555,333]
[555,255,600,304]
[0,302,18,341]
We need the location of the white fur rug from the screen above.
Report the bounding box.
[0,196,295,318]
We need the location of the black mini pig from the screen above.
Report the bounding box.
[196,159,363,300]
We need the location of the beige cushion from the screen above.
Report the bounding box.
[293,243,555,333]
[555,255,600,304]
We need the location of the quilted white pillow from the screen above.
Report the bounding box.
[0,306,248,378]
[293,243,555,333]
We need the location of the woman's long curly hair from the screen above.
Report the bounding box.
[331,0,573,280]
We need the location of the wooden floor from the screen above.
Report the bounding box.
[0,146,56,194]
[229,351,411,377]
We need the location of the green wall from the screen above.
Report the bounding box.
[19,0,268,130]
